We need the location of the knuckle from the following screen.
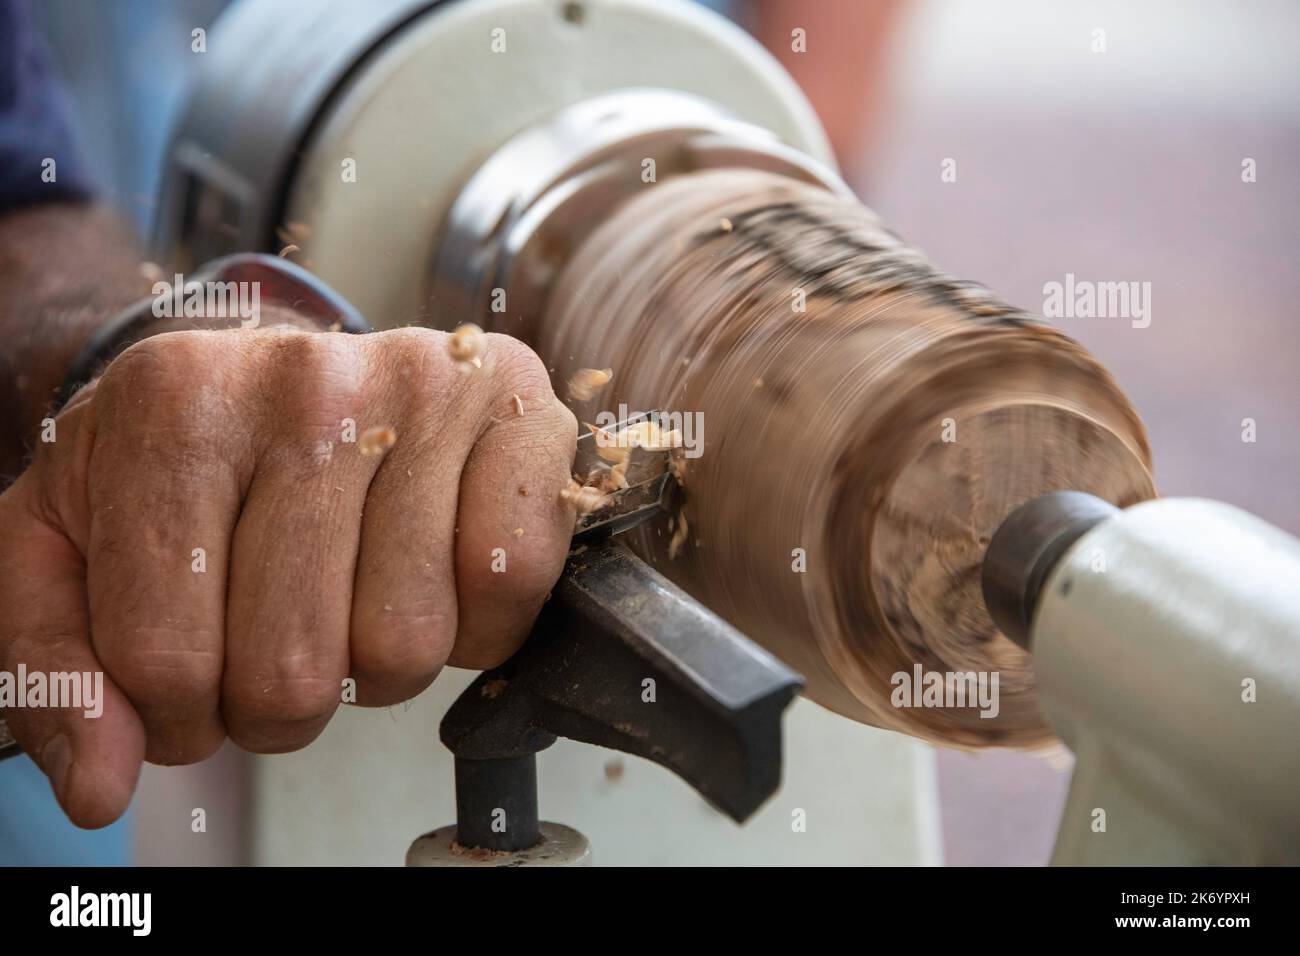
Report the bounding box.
[91,333,239,478]
[266,330,365,426]
[102,630,222,706]
[350,611,453,692]
[550,396,579,437]
[224,657,340,729]
[380,327,459,405]
[98,331,215,406]
[378,326,443,362]
[485,335,551,394]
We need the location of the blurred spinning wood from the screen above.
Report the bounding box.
[539,170,1155,747]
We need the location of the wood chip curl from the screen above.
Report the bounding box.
[567,367,612,401]
[449,323,485,374]
[358,425,397,456]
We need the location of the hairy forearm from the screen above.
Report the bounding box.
[0,203,151,477]
[0,204,323,482]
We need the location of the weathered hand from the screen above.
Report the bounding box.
[0,325,577,827]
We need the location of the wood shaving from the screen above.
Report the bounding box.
[358,425,397,456]
[278,244,300,258]
[581,459,629,497]
[567,367,612,401]
[559,478,610,515]
[637,425,682,451]
[605,457,629,492]
[585,422,625,463]
[668,509,689,560]
[449,842,510,862]
[277,221,312,244]
[448,323,485,374]
[587,419,681,463]
[670,448,688,483]
[512,527,524,538]
[513,394,525,416]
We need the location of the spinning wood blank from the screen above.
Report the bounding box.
[541,170,1154,747]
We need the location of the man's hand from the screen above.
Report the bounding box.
[0,325,578,828]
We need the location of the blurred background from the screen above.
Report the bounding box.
[864,0,1299,863]
[8,0,1296,865]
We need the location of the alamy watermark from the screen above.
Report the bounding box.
[890,664,1000,719]
[1042,273,1151,329]
[0,666,103,718]
[50,886,150,936]
[152,273,261,328]
[592,404,705,459]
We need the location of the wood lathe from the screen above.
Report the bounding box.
[48,0,1288,865]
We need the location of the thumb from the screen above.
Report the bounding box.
[0,473,145,828]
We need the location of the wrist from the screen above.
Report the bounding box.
[0,204,151,478]
[53,255,369,412]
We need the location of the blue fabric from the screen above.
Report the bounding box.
[0,0,94,209]
[0,755,131,865]
[0,0,128,866]
[32,0,229,234]
[696,0,738,16]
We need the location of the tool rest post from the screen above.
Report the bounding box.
[453,754,542,852]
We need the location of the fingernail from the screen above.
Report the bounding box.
[41,734,73,802]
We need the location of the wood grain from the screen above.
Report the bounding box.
[537,170,1154,747]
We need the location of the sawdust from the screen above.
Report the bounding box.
[587,419,681,463]
[449,323,485,374]
[450,842,511,862]
[358,426,397,457]
[669,448,688,483]
[667,510,689,560]
[277,221,312,245]
[559,479,610,515]
[605,457,629,492]
[567,367,612,401]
